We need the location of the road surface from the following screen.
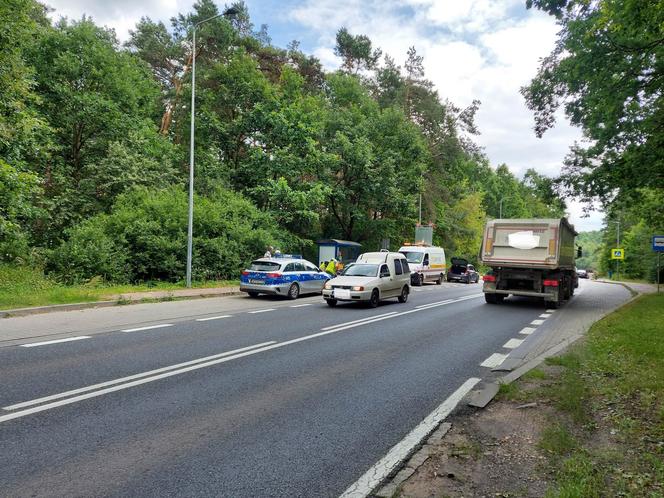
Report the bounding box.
[0,279,631,497]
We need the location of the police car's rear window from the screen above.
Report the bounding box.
[249,261,282,271]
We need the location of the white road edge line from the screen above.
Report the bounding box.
[539,313,552,318]
[503,338,524,349]
[195,315,232,322]
[3,342,276,412]
[480,353,507,368]
[519,327,537,335]
[121,324,173,333]
[249,309,276,314]
[20,336,91,348]
[530,319,545,326]
[339,377,481,498]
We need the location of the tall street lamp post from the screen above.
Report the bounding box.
[186,8,237,288]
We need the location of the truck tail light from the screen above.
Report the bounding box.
[266,272,282,278]
[482,275,496,282]
[543,279,559,287]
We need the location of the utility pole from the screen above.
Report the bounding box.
[186,7,238,288]
[499,197,510,219]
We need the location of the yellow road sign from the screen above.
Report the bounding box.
[611,248,625,260]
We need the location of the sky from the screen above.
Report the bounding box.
[43,0,603,231]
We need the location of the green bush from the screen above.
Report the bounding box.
[48,186,287,283]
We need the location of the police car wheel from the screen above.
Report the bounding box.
[326,299,337,307]
[287,283,300,300]
[247,291,259,298]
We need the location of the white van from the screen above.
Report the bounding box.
[322,251,411,307]
[398,244,446,286]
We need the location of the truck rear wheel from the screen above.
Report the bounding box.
[485,293,503,304]
[545,288,562,309]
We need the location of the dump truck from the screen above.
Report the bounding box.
[480,218,580,308]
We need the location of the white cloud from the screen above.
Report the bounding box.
[44,0,183,41]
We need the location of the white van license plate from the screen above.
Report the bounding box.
[334,289,351,299]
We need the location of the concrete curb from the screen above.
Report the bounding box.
[0,290,244,318]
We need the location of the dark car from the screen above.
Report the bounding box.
[447,257,480,284]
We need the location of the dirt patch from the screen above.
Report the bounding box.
[396,402,554,498]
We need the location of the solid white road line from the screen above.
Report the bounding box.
[321,312,398,331]
[415,293,483,310]
[519,327,537,335]
[530,319,545,326]
[195,315,232,322]
[503,338,524,349]
[20,336,91,348]
[3,342,276,412]
[290,303,312,308]
[480,353,507,368]
[249,308,275,314]
[121,324,173,333]
[339,378,481,498]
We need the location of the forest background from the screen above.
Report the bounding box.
[1,0,661,291]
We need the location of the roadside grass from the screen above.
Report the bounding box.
[0,265,239,310]
[537,293,664,497]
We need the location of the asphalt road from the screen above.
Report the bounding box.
[0,279,629,497]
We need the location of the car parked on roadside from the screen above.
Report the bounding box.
[322,251,411,308]
[577,268,588,278]
[240,257,330,299]
[446,257,480,284]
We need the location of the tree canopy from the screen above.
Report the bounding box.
[0,0,569,282]
[522,0,664,204]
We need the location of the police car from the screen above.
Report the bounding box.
[240,255,331,299]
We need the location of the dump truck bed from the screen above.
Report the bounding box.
[480,218,577,270]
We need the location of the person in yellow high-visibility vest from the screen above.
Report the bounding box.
[325,259,337,276]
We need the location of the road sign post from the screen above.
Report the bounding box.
[653,235,664,293]
[611,248,624,281]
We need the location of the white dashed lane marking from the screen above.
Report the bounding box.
[480,353,507,368]
[503,338,524,349]
[248,308,276,314]
[290,303,312,308]
[195,315,232,322]
[539,313,552,318]
[530,319,545,326]
[519,327,537,335]
[121,324,174,333]
[21,336,91,348]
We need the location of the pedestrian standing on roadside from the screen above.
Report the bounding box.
[264,246,273,258]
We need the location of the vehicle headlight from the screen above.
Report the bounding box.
[324,281,331,289]
[352,286,364,291]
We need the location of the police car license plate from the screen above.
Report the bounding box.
[334,289,351,299]
[249,279,265,284]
